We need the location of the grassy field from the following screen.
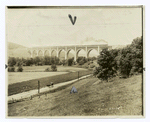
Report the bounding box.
[8,66,88,85]
[8,74,143,116]
[8,72,68,85]
[23,65,87,72]
[8,70,92,96]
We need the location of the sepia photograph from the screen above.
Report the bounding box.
[5,6,144,118]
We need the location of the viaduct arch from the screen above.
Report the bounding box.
[27,44,111,61]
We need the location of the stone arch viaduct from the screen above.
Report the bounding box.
[27,44,111,61]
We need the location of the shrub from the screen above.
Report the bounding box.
[44,56,51,65]
[79,60,85,65]
[38,62,43,66]
[8,57,17,67]
[89,64,95,68]
[17,66,23,72]
[16,61,23,66]
[26,58,33,66]
[77,57,87,64]
[51,64,57,71]
[119,55,132,77]
[45,67,51,72]
[95,49,117,81]
[67,58,74,66]
[8,67,15,72]
[82,64,89,69]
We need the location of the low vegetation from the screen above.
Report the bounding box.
[17,66,23,72]
[94,36,143,81]
[8,55,97,71]
[8,74,142,116]
[51,64,57,71]
[8,67,15,72]
[8,70,92,96]
[7,36,143,116]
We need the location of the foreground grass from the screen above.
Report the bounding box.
[8,75,143,116]
[8,70,92,96]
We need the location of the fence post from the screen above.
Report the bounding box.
[38,80,40,93]
[78,71,79,80]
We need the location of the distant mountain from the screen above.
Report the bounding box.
[7,42,30,58]
[7,42,75,59]
[8,42,26,50]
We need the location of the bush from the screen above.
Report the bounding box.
[51,56,60,65]
[44,56,51,65]
[79,60,85,65]
[89,64,95,68]
[119,54,132,77]
[67,58,74,66]
[77,57,87,64]
[95,49,117,81]
[45,67,51,72]
[16,61,23,66]
[8,67,15,72]
[82,64,89,69]
[26,58,33,66]
[17,66,23,72]
[37,62,43,66]
[51,64,57,71]
[8,57,17,67]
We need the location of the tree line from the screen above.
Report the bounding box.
[8,55,97,68]
[94,36,143,81]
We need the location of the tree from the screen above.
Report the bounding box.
[77,56,87,64]
[130,36,143,73]
[67,58,74,66]
[50,56,60,65]
[26,58,33,66]
[8,67,15,72]
[8,57,17,66]
[94,49,117,81]
[16,58,23,66]
[33,56,41,65]
[54,56,60,65]
[44,56,51,65]
[119,36,143,77]
[119,53,132,77]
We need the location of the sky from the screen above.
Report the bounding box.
[6,7,142,48]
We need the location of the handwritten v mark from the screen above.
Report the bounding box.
[68,14,77,25]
